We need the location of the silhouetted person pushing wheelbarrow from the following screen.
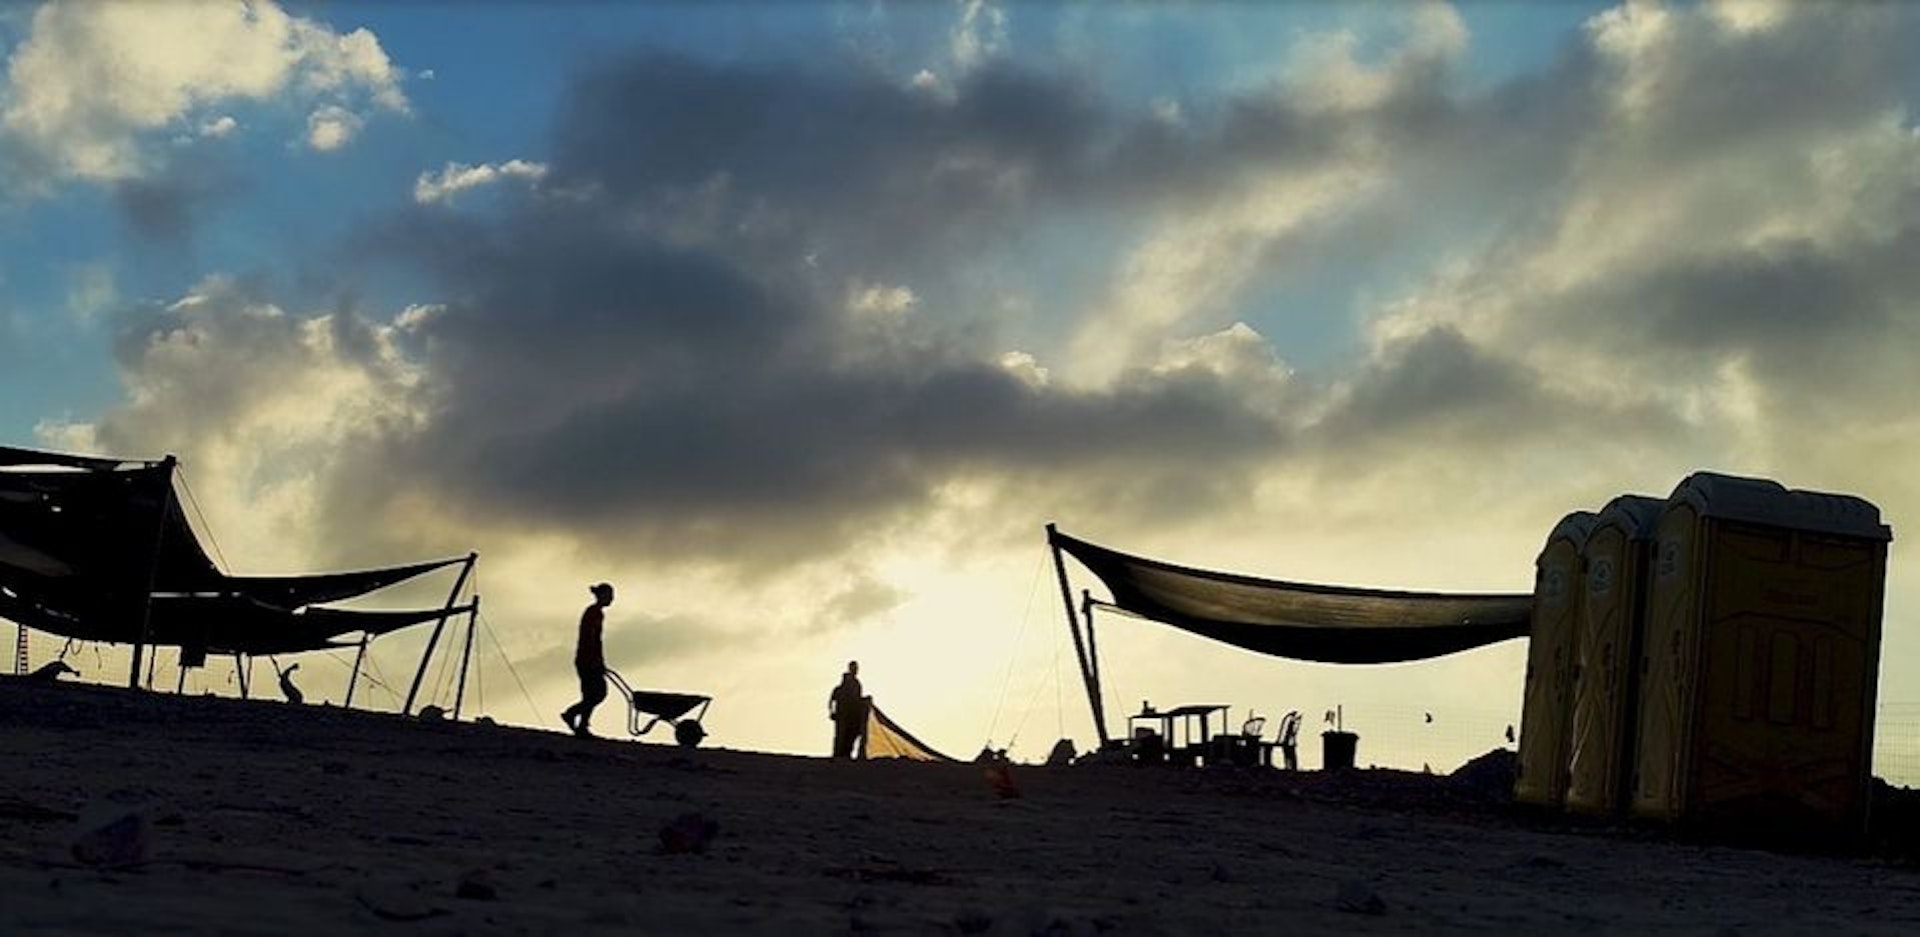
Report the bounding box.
[561,582,615,737]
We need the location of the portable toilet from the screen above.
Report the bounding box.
[1515,510,1597,808]
[1630,472,1891,841]
[1564,494,1663,816]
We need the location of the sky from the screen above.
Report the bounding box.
[4,0,1920,772]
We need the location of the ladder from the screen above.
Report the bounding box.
[13,624,26,675]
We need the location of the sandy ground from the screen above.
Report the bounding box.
[4,679,1920,935]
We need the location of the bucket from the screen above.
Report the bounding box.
[1322,730,1359,771]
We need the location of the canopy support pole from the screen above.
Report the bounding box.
[453,595,480,721]
[1047,524,1109,747]
[403,552,478,716]
[1081,589,1105,726]
[128,455,177,689]
[344,633,372,709]
[235,653,249,699]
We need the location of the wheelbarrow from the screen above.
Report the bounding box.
[605,669,713,748]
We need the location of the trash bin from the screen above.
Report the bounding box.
[1322,730,1358,771]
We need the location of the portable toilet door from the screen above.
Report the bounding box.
[1565,495,1663,816]
[1630,472,1891,841]
[1515,510,1597,808]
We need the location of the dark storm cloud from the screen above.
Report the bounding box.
[548,56,1105,270]
[543,53,1456,270]
[323,55,1332,567]
[110,154,239,243]
[1318,327,1550,441]
[1530,225,1920,434]
[359,200,1287,561]
[555,57,1103,203]
[1326,4,1920,454]
[351,26,1902,565]
[1307,324,1696,465]
[1580,244,1889,355]
[1603,6,1907,164]
[86,8,1920,579]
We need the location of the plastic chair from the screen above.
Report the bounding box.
[1276,711,1302,771]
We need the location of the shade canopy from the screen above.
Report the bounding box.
[1051,528,1531,664]
[1,445,468,655]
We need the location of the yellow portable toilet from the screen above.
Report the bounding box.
[1514,510,1596,808]
[1630,472,1891,841]
[1565,494,1663,816]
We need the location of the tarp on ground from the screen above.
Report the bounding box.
[1051,528,1531,664]
[865,703,958,762]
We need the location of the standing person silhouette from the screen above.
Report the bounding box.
[561,583,615,738]
[829,661,866,758]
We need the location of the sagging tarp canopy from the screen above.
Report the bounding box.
[865,703,958,763]
[0,444,469,654]
[0,591,472,655]
[1051,528,1531,664]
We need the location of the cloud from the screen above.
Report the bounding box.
[951,0,1009,73]
[304,104,363,151]
[1367,3,1920,437]
[343,200,1290,567]
[44,274,426,567]
[199,115,238,139]
[1,0,408,186]
[412,159,549,205]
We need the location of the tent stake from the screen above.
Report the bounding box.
[453,595,480,721]
[1047,524,1110,747]
[402,552,477,715]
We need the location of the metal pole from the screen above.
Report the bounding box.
[1081,589,1104,724]
[344,633,372,708]
[128,456,177,688]
[1046,524,1110,747]
[453,595,480,721]
[403,552,478,715]
[235,653,249,699]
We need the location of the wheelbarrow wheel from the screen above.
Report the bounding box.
[674,720,707,749]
